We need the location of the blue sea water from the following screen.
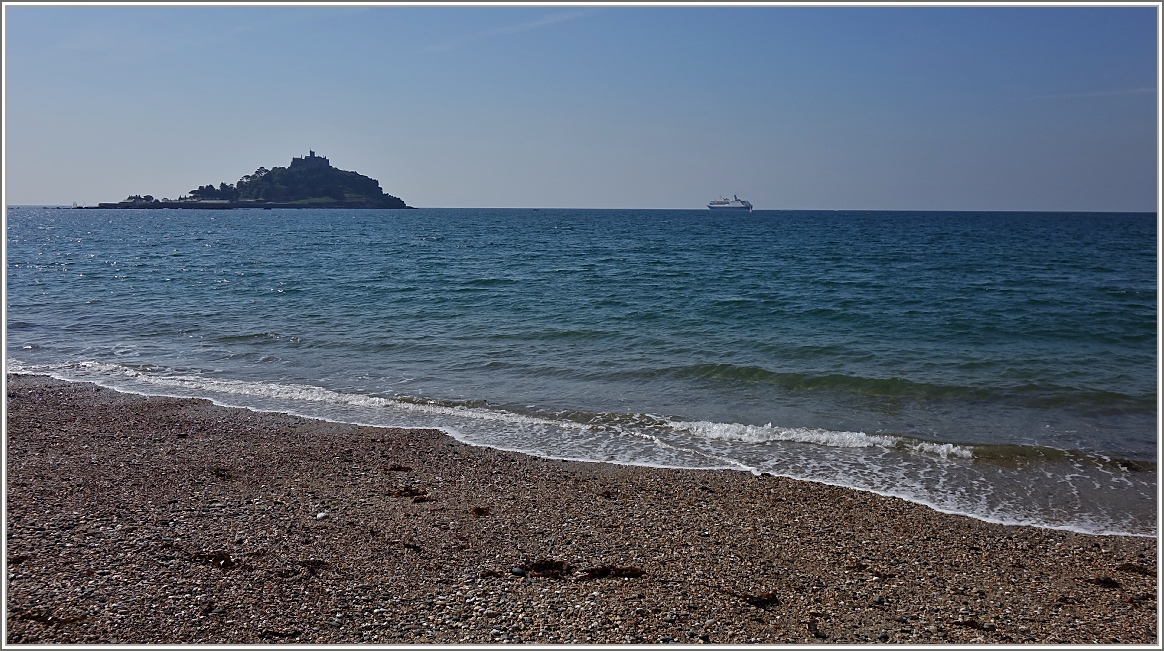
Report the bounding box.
[5,207,1158,536]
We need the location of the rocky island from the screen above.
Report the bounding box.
[95,151,411,209]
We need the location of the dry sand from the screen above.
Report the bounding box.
[4,373,1158,644]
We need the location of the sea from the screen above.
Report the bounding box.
[4,207,1158,537]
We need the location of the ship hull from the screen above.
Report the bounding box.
[707,204,752,211]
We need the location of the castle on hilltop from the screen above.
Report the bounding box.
[290,150,330,170]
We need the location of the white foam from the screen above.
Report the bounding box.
[907,440,975,460]
[60,361,601,433]
[15,360,904,454]
[664,418,974,460]
[669,419,892,447]
[7,357,1153,537]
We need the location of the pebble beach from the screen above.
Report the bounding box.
[4,373,1158,644]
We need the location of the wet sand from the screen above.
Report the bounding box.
[4,373,1158,644]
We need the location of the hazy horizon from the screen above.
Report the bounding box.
[3,3,1159,212]
[7,205,1160,215]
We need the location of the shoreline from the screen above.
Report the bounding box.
[5,373,1158,644]
[8,366,1155,539]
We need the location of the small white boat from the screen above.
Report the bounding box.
[708,195,753,211]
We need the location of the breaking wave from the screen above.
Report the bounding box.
[8,358,1155,537]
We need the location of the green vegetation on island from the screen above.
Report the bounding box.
[99,151,411,209]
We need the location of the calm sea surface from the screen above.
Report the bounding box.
[5,207,1158,535]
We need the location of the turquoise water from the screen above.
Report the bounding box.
[5,207,1157,535]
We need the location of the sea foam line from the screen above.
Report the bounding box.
[666,419,974,459]
[62,361,597,431]
[9,359,945,456]
[7,359,1152,537]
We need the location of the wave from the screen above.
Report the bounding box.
[662,420,973,458]
[8,358,597,431]
[664,363,1155,411]
[213,332,288,343]
[967,443,1157,472]
[7,358,1155,537]
[9,358,1136,466]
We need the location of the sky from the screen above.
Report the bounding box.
[2,2,1159,211]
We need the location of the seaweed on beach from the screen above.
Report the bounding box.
[1127,592,1156,606]
[1083,576,1121,589]
[15,609,85,626]
[273,559,330,580]
[744,591,781,609]
[576,565,645,581]
[391,486,427,498]
[208,466,233,480]
[517,559,573,579]
[1115,562,1154,577]
[299,559,329,575]
[720,587,781,610]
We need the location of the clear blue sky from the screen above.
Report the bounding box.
[3,3,1159,211]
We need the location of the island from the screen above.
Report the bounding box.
[93,151,412,209]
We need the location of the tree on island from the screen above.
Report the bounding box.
[188,183,240,201]
[186,152,407,208]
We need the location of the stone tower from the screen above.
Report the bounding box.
[290,150,330,170]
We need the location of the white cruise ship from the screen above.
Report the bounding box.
[707,194,753,211]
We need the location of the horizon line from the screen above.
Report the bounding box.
[9,204,1158,215]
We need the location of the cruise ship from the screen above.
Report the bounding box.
[707,194,753,211]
